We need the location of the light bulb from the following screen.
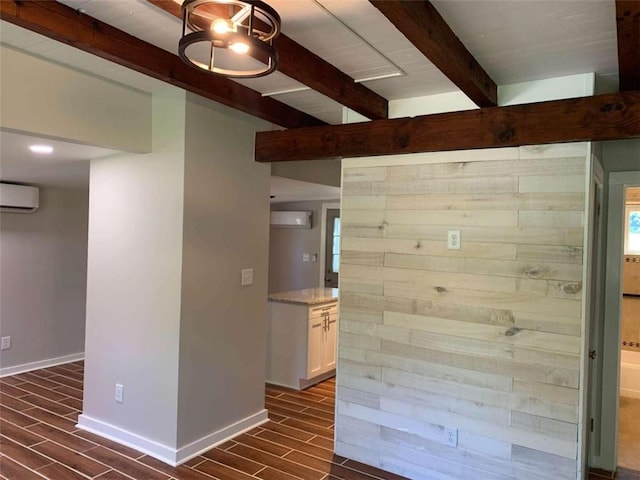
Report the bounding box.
[229,41,249,55]
[29,145,53,154]
[211,19,230,34]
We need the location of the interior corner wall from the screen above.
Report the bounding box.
[175,93,271,449]
[336,144,590,480]
[0,185,89,372]
[81,91,186,450]
[269,200,334,293]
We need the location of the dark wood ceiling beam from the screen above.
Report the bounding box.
[616,0,640,91]
[255,91,640,162]
[0,0,325,129]
[369,0,497,108]
[147,0,389,120]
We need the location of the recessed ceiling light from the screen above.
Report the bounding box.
[29,145,54,154]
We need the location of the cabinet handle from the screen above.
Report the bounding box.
[312,323,322,328]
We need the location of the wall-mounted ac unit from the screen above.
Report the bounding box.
[270,211,312,228]
[0,183,40,213]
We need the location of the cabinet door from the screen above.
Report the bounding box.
[323,312,338,371]
[307,314,324,378]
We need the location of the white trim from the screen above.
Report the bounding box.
[0,352,84,377]
[319,202,340,287]
[77,409,268,467]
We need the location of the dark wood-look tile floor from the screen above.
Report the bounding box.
[0,362,638,479]
[0,363,406,480]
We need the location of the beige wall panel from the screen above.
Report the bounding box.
[341,250,384,266]
[337,147,588,479]
[513,380,579,406]
[384,253,465,273]
[369,177,518,196]
[510,411,578,441]
[518,174,585,193]
[386,193,585,211]
[383,311,581,354]
[382,267,518,294]
[341,210,387,224]
[339,360,383,383]
[518,210,584,228]
[343,167,388,182]
[516,244,583,264]
[380,427,572,480]
[382,295,514,327]
[382,368,578,423]
[342,237,518,260]
[340,308,384,324]
[384,281,583,318]
[340,280,384,295]
[518,143,588,159]
[343,320,515,360]
[341,195,387,210]
[514,347,581,370]
[386,157,584,180]
[381,340,579,388]
[338,386,382,409]
[383,224,584,246]
[514,311,582,337]
[384,210,518,227]
[340,348,513,391]
[462,258,583,282]
[339,331,382,351]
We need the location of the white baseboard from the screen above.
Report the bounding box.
[0,352,84,377]
[77,408,269,466]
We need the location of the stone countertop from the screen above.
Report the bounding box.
[268,288,339,306]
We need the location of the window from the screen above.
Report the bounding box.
[625,204,640,254]
[332,216,341,274]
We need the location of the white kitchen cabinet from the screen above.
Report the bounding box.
[267,288,339,390]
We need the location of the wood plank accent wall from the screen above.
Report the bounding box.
[335,144,589,480]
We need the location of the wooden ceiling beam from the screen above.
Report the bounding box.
[369,0,497,108]
[616,0,640,92]
[147,0,389,120]
[0,0,325,129]
[255,91,640,162]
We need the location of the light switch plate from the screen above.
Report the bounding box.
[241,268,254,286]
[303,253,310,262]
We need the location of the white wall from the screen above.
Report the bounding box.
[0,185,89,372]
[81,91,186,448]
[0,45,152,153]
[269,200,333,293]
[176,93,271,448]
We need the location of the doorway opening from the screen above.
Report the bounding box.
[618,187,640,471]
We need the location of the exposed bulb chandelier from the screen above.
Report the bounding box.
[179,0,281,78]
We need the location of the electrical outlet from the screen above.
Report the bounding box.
[115,384,124,403]
[303,253,310,262]
[444,427,458,447]
[1,336,11,350]
[447,230,461,250]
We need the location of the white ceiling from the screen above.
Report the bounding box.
[0,130,121,189]
[0,0,620,195]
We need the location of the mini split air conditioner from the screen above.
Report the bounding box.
[270,211,312,228]
[0,182,40,213]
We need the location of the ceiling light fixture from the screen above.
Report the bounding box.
[29,145,53,154]
[179,0,281,78]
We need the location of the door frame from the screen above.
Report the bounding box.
[319,202,340,287]
[591,171,640,471]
